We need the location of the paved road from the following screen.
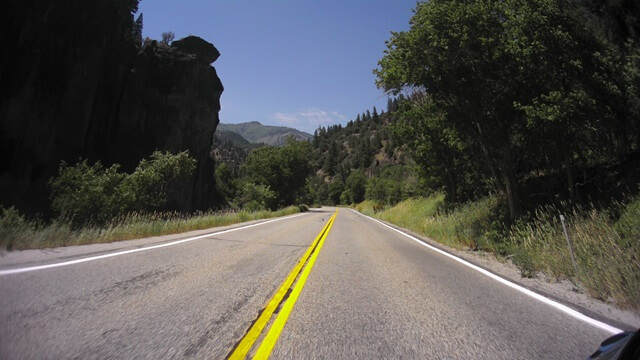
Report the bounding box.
[0,208,618,359]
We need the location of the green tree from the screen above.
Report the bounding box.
[345,170,367,204]
[322,140,338,175]
[242,139,312,208]
[122,151,196,211]
[365,178,387,202]
[215,162,237,202]
[132,13,143,47]
[327,178,345,205]
[375,0,637,218]
[236,182,276,211]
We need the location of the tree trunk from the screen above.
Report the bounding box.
[501,143,520,220]
[439,149,457,202]
[445,167,457,203]
[561,139,576,202]
[475,122,506,196]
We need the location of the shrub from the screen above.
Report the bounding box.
[49,151,196,227]
[49,160,125,226]
[0,207,31,250]
[236,182,276,211]
[122,151,196,211]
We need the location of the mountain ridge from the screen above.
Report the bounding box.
[218,121,312,146]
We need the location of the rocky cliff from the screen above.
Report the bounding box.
[0,1,223,213]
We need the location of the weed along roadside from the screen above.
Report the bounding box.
[0,206,303,251]
[355,195,640,313]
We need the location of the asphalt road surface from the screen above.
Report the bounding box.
[0,207,621,359]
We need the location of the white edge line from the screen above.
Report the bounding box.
[351,209,623,335]
[0,213,309,276]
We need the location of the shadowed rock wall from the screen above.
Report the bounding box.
[0,1,223,213]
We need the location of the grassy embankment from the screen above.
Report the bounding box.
[0,206,302,251]
[356,195,640,310]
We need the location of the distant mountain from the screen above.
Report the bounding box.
[217,121,312,146]
[215,129,258,149]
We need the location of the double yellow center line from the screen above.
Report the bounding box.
[227,210,338,360]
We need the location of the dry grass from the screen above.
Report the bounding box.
[509,203,640,308]
[361,195,640,310]
[0,206,301,251]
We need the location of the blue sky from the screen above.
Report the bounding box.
[139,1,416,134]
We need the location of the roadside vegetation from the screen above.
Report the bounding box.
[356,195,640,310]
[346,0,640,310]
[0,206,300,251]
[0,150,303,251]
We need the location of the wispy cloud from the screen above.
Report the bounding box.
[270,108,347,132]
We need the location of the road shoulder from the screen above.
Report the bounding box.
[350,209,640,331]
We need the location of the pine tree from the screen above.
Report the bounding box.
[132,13,143,47]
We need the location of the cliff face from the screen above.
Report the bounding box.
[0,1,223,213]
[111,37,223,211]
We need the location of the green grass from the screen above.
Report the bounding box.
[359,195,640,310]
[367,194,505,251]
[353,200,380,216]
[0,206,301,251]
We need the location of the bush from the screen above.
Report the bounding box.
[49,160,126,226]
[236,182,276,211]
[49,151,196,227]
[122,151,196,211]
[0,207,31,250]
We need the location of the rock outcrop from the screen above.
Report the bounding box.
[0,0,223,213]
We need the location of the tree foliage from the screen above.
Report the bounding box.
[161,31,175,45]
[49,151,196,227]
[375,0,639,219]
[132,13,143,47]
[241,138,312,209]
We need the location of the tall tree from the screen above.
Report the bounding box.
[375,0,637,218]
[242,139,312,208]
[132,13,143,47]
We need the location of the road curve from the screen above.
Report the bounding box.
[0,207,616,359]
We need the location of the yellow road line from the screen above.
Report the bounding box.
[253,210,338,359]
[227,210,338,360]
